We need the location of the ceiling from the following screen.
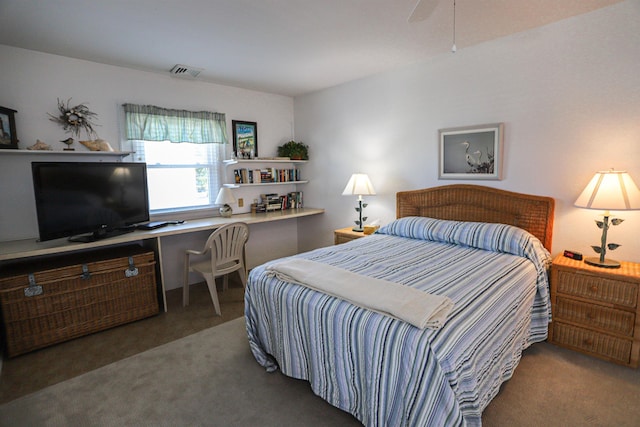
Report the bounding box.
[0,0,623,97]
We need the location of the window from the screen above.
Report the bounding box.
[123,104,228,215]
[132,140,224,213]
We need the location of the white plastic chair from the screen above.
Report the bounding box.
[183,222,250,315]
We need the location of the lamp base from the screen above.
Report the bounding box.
[351,227,364,232]
[219,204,233,218]
[584,257,621,269]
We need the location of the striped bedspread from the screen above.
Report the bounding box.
[245,217,552,426]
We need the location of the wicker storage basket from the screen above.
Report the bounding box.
[0,246,159,357]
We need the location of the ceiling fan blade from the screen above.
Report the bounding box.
[407,0,439,23]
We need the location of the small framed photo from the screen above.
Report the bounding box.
[232,120,258,159]
[0,106,18,149]
[439,123,504,180]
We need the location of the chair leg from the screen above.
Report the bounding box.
[222,274,229,292]
[238,264,247,288]
[203,275,222,316]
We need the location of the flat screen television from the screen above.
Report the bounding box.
[32,162,150,242]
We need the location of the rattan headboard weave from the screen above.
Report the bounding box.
[396,184,555,251]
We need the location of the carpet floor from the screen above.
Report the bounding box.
[0,281,245,404]
[1,281,639,426]
[0,316,360,427]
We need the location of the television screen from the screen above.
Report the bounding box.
[32,162,150,242]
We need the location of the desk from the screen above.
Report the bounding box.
[0,207,324,311]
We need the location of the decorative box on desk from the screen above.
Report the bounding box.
[549,254,640,367]
[0,246,159,357]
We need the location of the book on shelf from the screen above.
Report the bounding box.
[234,167,302,184]
[256,191,303,211]
[259,193,280,211]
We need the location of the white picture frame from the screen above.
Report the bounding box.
[438,123,504,180]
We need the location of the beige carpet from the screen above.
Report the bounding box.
[1,317,639,426]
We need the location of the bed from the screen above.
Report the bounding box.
[245,184,555,426]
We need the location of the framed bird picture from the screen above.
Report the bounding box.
[0,106,18,149]
[438,123,504,180]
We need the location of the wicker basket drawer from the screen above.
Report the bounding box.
[0,246,159,357]
[554,297,635,337]
[552,321,632,365]
[556,270,637,308]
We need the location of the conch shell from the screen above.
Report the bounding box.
[79,139,115,152]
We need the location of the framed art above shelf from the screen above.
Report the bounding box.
[0,106,18,149]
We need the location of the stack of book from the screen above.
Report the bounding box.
[251,191,304,213]
[260,193,282,211]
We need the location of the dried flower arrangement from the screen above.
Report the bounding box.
[48,98,99,138]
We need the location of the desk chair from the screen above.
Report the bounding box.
[183,222,250,315]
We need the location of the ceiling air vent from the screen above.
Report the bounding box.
[169,64,203,79]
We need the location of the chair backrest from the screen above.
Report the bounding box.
[203,222,250,272]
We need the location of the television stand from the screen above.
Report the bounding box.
[68,226,136,243]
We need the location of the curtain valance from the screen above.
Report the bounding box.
[123,104,227,144]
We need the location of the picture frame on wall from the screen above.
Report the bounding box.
[438,123,504,180]
[232,120,258,159]
[0,106,18,149]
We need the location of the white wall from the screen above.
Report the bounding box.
[294,1,640,264]
[2,0,639,291]
[0,45,298,290]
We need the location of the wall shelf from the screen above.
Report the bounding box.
[0,150,133,158]
[224,158,307,187]
[224,181,308,188]
[223,158,307,165]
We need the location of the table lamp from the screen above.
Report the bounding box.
[574,170,640,268]
[342,173,376,232]
[215,187,236,218]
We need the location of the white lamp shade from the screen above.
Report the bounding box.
[342,173,376,196]
[575,170,640,211]
[215,187,236,205]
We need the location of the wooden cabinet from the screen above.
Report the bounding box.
[549,255,640,367]
[334,227,367,245]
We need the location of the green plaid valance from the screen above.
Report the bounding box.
[123,104,227,144]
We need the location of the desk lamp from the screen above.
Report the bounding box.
[574,170,640,268]
[215,187,236,218]
[342,173,376,232]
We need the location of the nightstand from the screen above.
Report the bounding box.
[549,254,640,368]
[334,227,367,245]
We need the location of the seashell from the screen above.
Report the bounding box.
[79,139,99,151]
[95,139,114,152]
[80,139,114,152]
[27,139,52,150]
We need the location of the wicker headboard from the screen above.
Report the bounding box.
[396,184,555,251]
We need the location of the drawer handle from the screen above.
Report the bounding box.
[590,285,598,293]
[24,273,44,297]
[585,312,594,320]
[583,338,594,346]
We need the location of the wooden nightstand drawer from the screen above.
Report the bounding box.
[549,255,640,368]
[552,321,632,365]
[554,297,635,337]
[556,270,638,308]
